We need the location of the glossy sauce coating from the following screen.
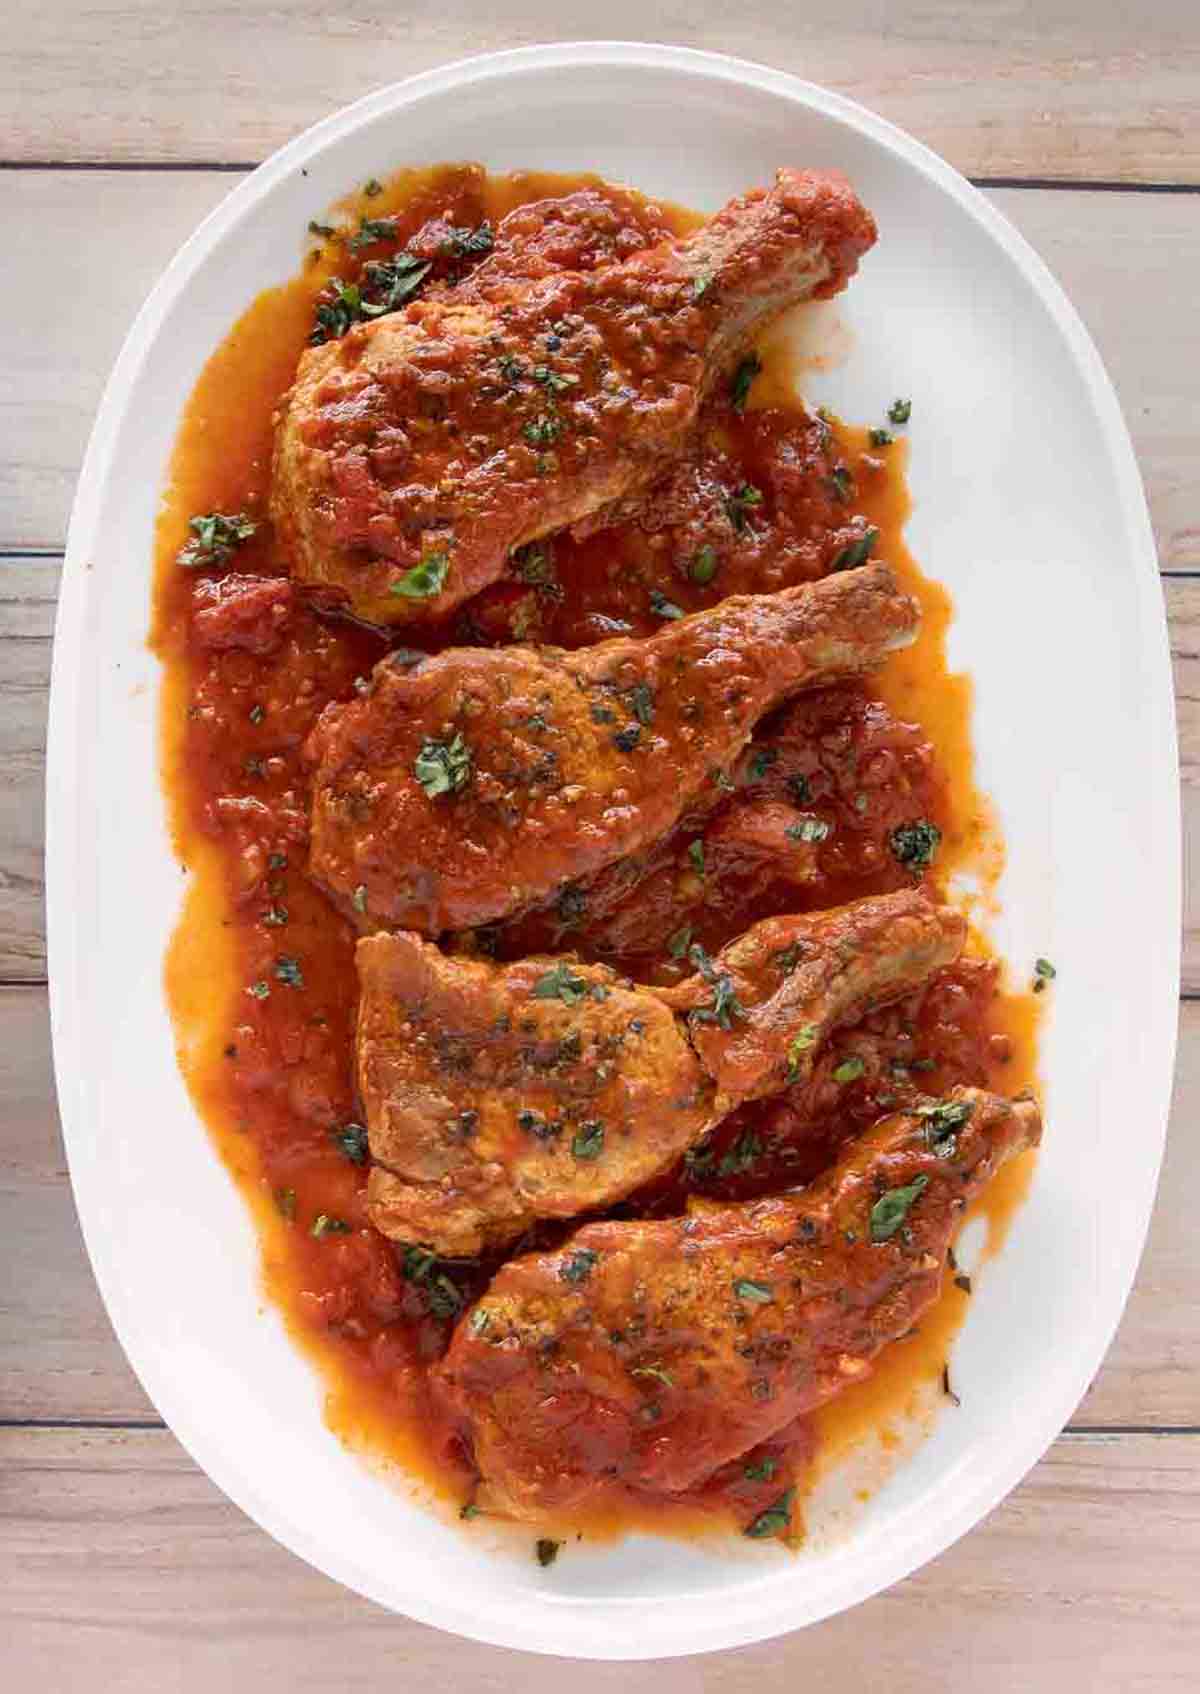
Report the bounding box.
[152,165,1041,1542]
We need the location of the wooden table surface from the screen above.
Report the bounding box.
[3,6,1198,1686]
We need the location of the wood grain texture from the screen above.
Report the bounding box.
[3,1426,1198,1688]
[3,1,1199,182]
[3,981,1197,1428]
[3,175,1196,565]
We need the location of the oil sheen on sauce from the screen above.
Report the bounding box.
[151,164,1043,1550]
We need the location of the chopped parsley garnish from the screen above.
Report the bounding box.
[363,178,383,197]
[459,1501,483,1520]
[360,252,431,313]
[693,271,713,299]
[890,819,941,870]
[1033,957,1057,993]
[523,413,563,447]
[532,962,590,1006]
[332,1122,369,1165]
[571,1121,605,1161]
[832,1055,865,1084]
[868,427,894,448]
[627,682,656,726]
[440,222,494,258]
[613,723,641,753]
[469,1308,491,1335]
[414,731,472,798]
[310,1214,352,1238]
[667,924,694,959]
[274,1187,296,1222]
[536,1539,560,1568]
[917,1098,973,1156]
[687,840,706,875]
[308,219,336,239]
[248,980,270,1000]
[391,550,450,599]
[787,817,831,844]
[310,277,365,343]
[349,215,399,251]
[687,943,744,1031]
[733,1278,773,1304]
[749,747,777,780]
[248,703,265,724]
[888,398,912,424]
[725,483,763,533]
[690,545,719,585]
[176,511,256,570]
[649,588,684,621]
[274,956,304,988]
[830,526,878,572]
[401,1247,463,1317]
[267,852,288,871]
[730,353,762,413]
[743,1456,777,1482]
[719,1129,763,1178]
[560,1248,599,1284]
[744,1490,793,1539]
[869,1174,929,1242]
[512,542,556,587]
[262,905,288,927]
[531,364,580,393]
[517,1108,557,1140]
[826,466,854,504]
[786,1025,818,1078]
[352,885,368,914]
[787,774,812,805]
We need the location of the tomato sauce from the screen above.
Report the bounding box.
[151,165,1042,1547]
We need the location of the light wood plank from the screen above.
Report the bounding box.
[2,1426,1198,1688]
[2,175,1196,566]
[4,1,1199,182]
[4,979,1198,1427]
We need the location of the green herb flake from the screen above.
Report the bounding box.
[733,1278,774,1304]
[414,731,472,798]
[869,1174,929,1243]
[730,353,762,413]
[693,271,713,299]
[787,773,812,805]
[868,427,894,448]
[536,1539,560,1568]
[571,1121,605,1161]
[352,885,368,914]
[469,1308,491,1336]
[274,1187,296,1222]
[274,956,304,989]
[1033,957,1057,993]
[349,215,400,251]
[888,398,912,424]
[332,1122,369,1165]
[917,1098,973,1156]
[311,1213,352,1239]
[749,747,778,781]
[690,545,719,585]
[787,1025,819,1078]
[310,277,365,343]
[359,252,432,315]
[427,1274,465,1319]
[523,414,563,448]
[890,819,941,870]
[631,1363,673,1387]
[177,511,257,570]
[262,904,288,927]
[743,1456,778,1482]
[667,924,694,959]
[441,223,495,259]
[686,943,744,1031]
[687,839,706,875]
[725,483,763,533]
[248,980,270,1000]
[532,962,590,1006]
[830,526,879,573]
[308,219,337,239]
[391,550,450,600]
[363,177,383,197]
[248,703,265,724]
[459,1501,483,1520]
[832,1055,866,1085]
[560,1248,599,1285]
[786,816,832,844]
[650,588,684,621]
[826,466,854,505]
[627,682,656,726]
[744,1490,794,1540]
[718,1129,763,1178]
